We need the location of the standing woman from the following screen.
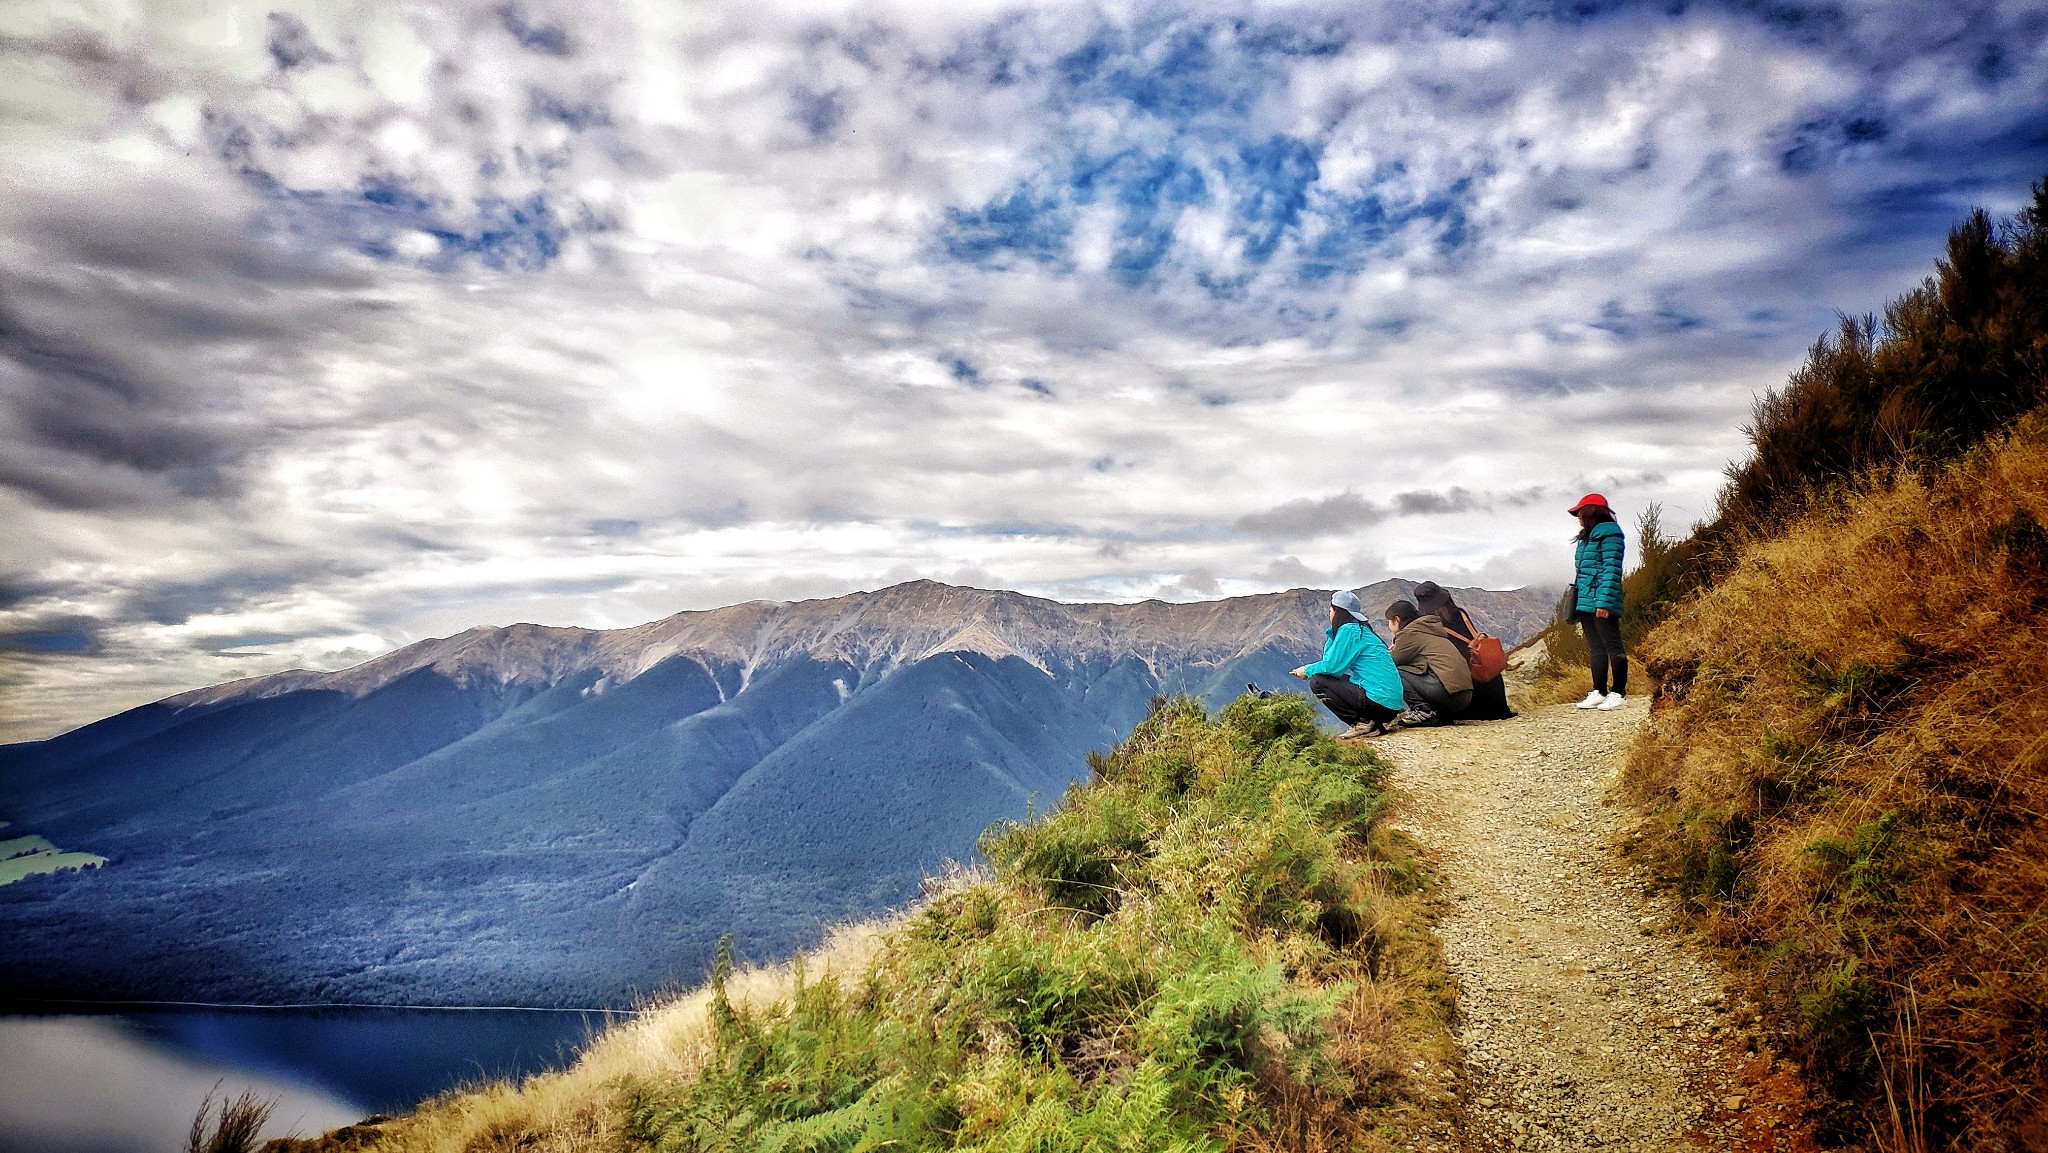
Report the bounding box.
[1569,494,1628,710]
[1292,590,1405,739]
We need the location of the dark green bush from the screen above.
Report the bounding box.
[1709,179,2048,546]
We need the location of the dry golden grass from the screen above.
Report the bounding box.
[1524,654,1594,708]
[1624,412,2048,1151]
[265,919,897,1153]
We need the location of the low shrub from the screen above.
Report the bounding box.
[615,693,1449,1153]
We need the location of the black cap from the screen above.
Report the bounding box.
[1413,581,1451,614]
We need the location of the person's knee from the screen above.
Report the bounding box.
[1407,672,1452,711]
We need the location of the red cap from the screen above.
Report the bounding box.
[1568,493,1610,514]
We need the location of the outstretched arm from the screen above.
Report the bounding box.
[1302,626,1368,678]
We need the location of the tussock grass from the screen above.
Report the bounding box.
[190,1086,276,1153]
[1623,413,2048,1150]
[279,694,1457,1153]
[259,920,897,1153]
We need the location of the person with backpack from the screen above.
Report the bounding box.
[1384,599,1473,726]
[1413,581,1515,721]
[1569,493,1628,711]
[1290,590,1405,739]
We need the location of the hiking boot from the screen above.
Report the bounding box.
[1397,707,1437,728]
[1338,721,1384,740]
[1575,690,1605,709]
[1597,691,1626,711]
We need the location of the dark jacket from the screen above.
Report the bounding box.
[1574,520,1626,614]
[1435,603,1475,657]
[1388,614,1473,695]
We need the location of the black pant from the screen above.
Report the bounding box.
[1462,673,1516,720]
[1578,611,1628,694]
[1309,674,1401,727]
[1398,668,1472,719]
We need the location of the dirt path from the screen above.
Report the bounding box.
[1375,686,1821,1153]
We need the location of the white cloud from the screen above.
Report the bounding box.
[1,0,2044,738]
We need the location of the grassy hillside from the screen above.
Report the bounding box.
[1626,416,2048,1147]
[1615,178,2048,1151]
[270,694,1461,1153]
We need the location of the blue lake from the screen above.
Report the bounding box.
[0,1006,628,1152]
[122,1005,623,1112]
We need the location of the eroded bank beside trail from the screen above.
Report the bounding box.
[1376,703,1822,1153]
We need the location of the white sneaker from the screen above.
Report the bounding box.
[1575,691,1605,709]
[1597,692,1626,711]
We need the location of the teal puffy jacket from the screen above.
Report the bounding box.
[1302,620,1406,712]
[1574,520,1626,614]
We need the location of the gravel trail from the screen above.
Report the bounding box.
[1374,687,1823,1153]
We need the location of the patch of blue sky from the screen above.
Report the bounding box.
[941,187,1073,267]
[2,631,96,653]
[1873,121,2048,201]
[1298,176,1475,283]
[255,167,588,272]
[903,519,1090,539]
[1228,136,1320,264]
[794,89,845,139]
[497,3,573,57]
[1105,153,1211,286]
[936,15,1487,303]
[947,133,1346,292]
[359,175,435,214]
[207,57,617,274]
[1057,25,1248,120]
[529,90,611,131]
[1777,112,1893,175]
[1438,0,1842,37]
[433,194,570,271]
[1591,295,1709,339]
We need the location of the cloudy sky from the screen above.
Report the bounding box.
[2,0,2044,740]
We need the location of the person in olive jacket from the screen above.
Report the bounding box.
[1568,493,1628,711]
[1384,599,1473,725]
[1413,581,1515,721]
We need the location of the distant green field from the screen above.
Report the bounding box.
[0,833,105,886]
[1,834,59,860]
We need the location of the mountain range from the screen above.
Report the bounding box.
[0,580,1553,1007]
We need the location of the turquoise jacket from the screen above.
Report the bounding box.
[1302,620,1405,711]
[1574,520,1626,614]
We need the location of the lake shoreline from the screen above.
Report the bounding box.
[0,1004,620,1151]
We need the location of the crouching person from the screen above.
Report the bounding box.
[1414,580,1515,721]
[1291,590,1405,739]
[1385,599,1473,726]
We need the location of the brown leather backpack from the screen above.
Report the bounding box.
[1445,622,1508,682]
